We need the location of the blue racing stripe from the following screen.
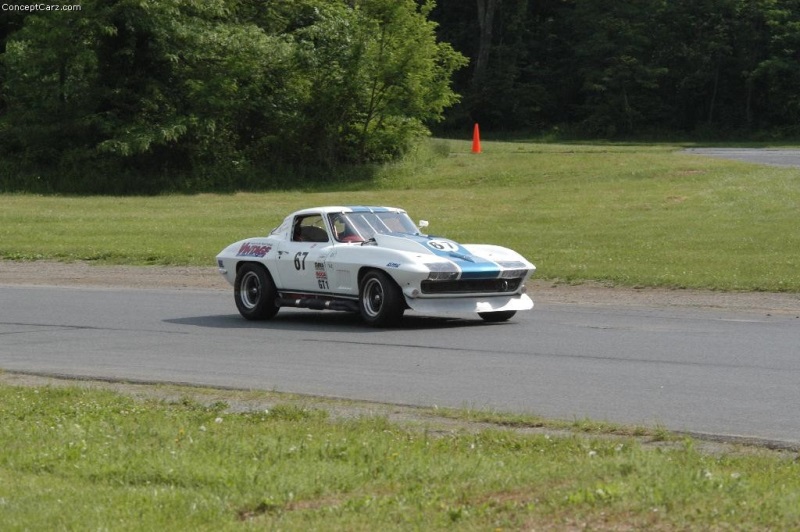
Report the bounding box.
[345,205,392,213]
[399,234,501,279]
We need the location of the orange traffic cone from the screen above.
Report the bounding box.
[471,123,481,154]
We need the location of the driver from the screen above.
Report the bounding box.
[330,214,363,243]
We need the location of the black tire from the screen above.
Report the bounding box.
[359,270,404,326]
[234,263,279,320]
[478,310,516,322]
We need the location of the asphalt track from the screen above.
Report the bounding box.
[683,147,800,167]
[3,149,799,445]
[1,285,799,445]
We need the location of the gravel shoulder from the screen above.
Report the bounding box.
[2,259,799,315]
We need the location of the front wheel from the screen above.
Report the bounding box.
[359,270,404,326]
[478,310,516,322]
[234,263,279,320]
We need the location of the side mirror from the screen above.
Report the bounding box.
[418,220,429,229]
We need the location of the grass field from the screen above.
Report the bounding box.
[1,381,799,530]
[2,139,799,291]
[2,140,800,529]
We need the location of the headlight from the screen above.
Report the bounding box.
[424,262,459,281]
[500,269,529,279]
[497,262,530,279]
[498,261,526,268]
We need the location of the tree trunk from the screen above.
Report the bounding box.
[708,65,719,124]
[472,0,499,91]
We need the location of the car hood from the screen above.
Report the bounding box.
[373,233,531,279]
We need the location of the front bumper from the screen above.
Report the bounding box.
[403,293,534,315]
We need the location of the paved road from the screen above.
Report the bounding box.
[683,147,800,167]
[1,285,798,445]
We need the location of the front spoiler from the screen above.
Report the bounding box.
[403,293,534,315]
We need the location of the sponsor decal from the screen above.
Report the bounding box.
[386,262,401,268]
[314,261,329,289]
[314,261,328,280]
[237,242,272,258]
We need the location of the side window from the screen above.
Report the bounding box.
[292,215,329,243]
[330,215,347,237]
[328,213,364,243]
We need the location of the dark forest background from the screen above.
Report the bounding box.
[2,0,800,194]
[435,0,800,139]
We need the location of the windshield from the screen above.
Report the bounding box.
[329,210,418,242]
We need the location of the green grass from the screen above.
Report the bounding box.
[2,382,799,530]
[2,143,798,528]
[2,139,799,291]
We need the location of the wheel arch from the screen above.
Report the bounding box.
[233,261,280,320]
[358,266,410,311]
[357,265,378,286]
[357,265,399,289]
[235,260,278,284]
[356,268,406,326]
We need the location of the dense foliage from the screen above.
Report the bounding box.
[433,0,800,137]
[0,0,465,193]
[4,0,800,193]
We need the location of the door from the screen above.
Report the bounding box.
[275,214,333,293]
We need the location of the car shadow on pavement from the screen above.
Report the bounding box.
[164,311,496,332]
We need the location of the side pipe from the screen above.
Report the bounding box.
[276,297,358,312]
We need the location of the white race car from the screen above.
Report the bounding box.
[216,206,535,326]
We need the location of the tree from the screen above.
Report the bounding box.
[430,0,798,136]
[0,10,29,119]
[650,0,744,132]
[430,0,579,131]
[473,0,500,91]
[3,0,285,191]
[571,1,666,135]
[1,0,465,192]
[286,0,466,164]
[747,0,800,132]
[352,0,466,160]
[1,5,97,168]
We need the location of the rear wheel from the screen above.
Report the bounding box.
[359,270,404,326]
[234,263,279,320]
[478,310,516,322]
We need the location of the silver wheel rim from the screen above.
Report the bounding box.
[362,278,384,318]
[240,271,261,310]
